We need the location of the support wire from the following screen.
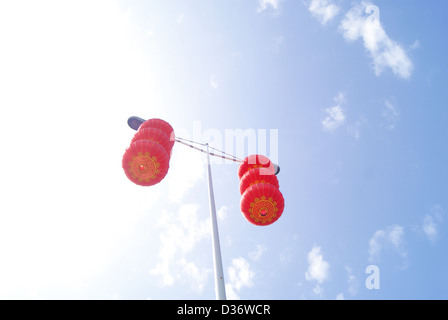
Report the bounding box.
[175,137,242,163]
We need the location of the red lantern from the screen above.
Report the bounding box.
[239,167,279,195]
[131,127,173,155]
[139,118,175,150]
[240,183,284,226]
[122,140,170,186]
[238,154,285,226]
[238,154,275,179]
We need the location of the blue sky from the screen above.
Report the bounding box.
[0,0,447,299]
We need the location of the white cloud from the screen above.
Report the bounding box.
[279,247,293,266]
[322,91,347,133]
[339,1,413,79]
[313,283,323,295]
[322,92,365,139]
[322,105,346,132]
[382,100,400,130]
[410,40,420,50]
[226,257,255,299]
[257,0,280,14]
[210,75,219,89]
[179,258,211,293]
[368,224,407,265]
[225,284,241,300]
[345,266,359,296]
[347,119,364,140]
[228,257,255,291]
[149,260,175,287]
[388,225,404,248]
[334,91,346,105]
[217,206,228,221]
[422,215,438,243]
[308,0,340,25]
[150,203,212,291]
[305,245,330,284]
[336,292,345,300]
[419,205,444,244]
[249,245,267,261]
[368,230,385,261]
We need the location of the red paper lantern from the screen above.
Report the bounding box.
[131,127,173,155]
[240,183,284,226]
[122,140,170,186]
[238,154,275,179]
[239,167,279,195]
[139,118,175,150]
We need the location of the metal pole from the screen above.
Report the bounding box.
[205,143,227,300]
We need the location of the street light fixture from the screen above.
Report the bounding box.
[124,116,282,300]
